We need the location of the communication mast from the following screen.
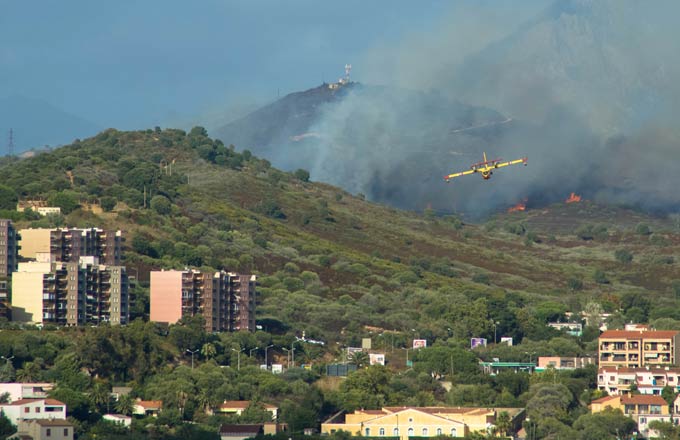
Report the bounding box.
[7,128,14,156]
[344,64,352,83]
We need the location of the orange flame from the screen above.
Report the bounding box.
[507,201,527,213]
[566,192,582,203]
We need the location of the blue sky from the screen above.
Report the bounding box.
[1,0,469,130]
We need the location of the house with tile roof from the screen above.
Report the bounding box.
[216,400,278,420]
[15,418,74,440]
[0,398,66,425]
[321,406,524,440]
[590,394,676,438]
[132,399,163,417]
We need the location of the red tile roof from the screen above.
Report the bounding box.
[2,398,64,406]
[600,330,680,339]
[621,395,668,405]
[45,398,65,406]
[136,400,163,409]
[599,366,680,374]
[591,395,619,405]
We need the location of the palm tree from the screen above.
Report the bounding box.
[89,382,111,413]
[197,389,218,415]
[494,411,511,437]
[16,362,41,383]
[349,351,370,368]
[114,394,134,416]
[201,342,217,360]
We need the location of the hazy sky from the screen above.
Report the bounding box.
[0,0,470,130]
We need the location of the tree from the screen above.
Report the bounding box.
[0,361,15,382]
[567,278,584,291]
[614,249,633,264]
[294,169,310,182]
[648,420,680,440]
[348,351,369,368]
[573,408,636,440]
[47,191,80,214]
[493,411,511,437]
[89,382,111,413]
[114,394,134,416]
[593,269,609,284]
[16,361,41,382]
[189,126,208,138]
[150,194,172,215]
[0,412,16,440]
[100,196,117,212]
[636,223,652,236]
[662,385,677,407]
[201,342,216,360]
[0,185,18,210]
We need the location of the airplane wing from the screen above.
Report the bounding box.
[494,157,527,169]
[444,169,476,182]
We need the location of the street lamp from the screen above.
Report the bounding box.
[264,345,274,369]
[492,321,499,344]
[231,348,245,370]
[186,349,199,370]
[249,347,259,359]
[0,355,14,364]
[524,351,537,364]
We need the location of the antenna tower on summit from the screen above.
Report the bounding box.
[344,64,352,82]
[7,128,14,156]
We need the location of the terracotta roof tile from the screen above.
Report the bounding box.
[621,395,667,405]
[600,330,680,339]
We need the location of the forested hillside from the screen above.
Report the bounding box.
[1,127,679,439]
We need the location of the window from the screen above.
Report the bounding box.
[451,428,457,437]
[64,429,69,436]
[640,417,647,424]
[408,418,413,423]
[393,428,399,436]
[36,407,40,413]
[408,428,414,437]
[365,428,370,436]
[422,428,428,436]
[437,428,442,435]
[379,428,385,436]
[46,428,51,437]
[24,407,30,413]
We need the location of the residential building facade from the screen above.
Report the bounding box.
[536,357,595,371]
[11,257,129,326]
[19,228,123,265]
[16,419,74,440]
[150,270,256,332]
[321,406,523,440]
[0,219,19,319]
[0,398,67,425]
[216,401,278,420]
[133,399,163,417]
[598,366,680,395]
[590,394,674,438]
[0,383,54,402]
[598,330,680,368]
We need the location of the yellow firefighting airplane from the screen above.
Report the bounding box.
[444,152,527,182]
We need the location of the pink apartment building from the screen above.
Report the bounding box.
[150,270,256,333]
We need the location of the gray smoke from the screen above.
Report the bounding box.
[268,0,680,218]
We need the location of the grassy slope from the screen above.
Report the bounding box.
[1,128,679,341]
